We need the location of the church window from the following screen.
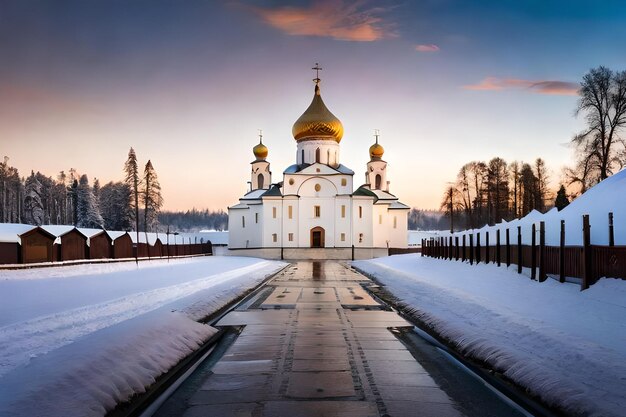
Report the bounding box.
[272,233,277,242]
[258,174,264,189]
[341,233,345,242]
[273,207,277,218]
[341,205,346,218]
[315,184,321,192]
[341,178,347,186]
[289,178,294,185]
[314,206,321,218]
[242,216,245,228]
[379,214,382,224]
[359,233,363,243]
[288,205,293,219]
[327,149,330,164]
[255,213,259,223]
[315,148,320,163]
[288,233,293,242]
[301,149,305,164]
[375,174,382,189]
[359,206,363,218]
[394,216,397,229]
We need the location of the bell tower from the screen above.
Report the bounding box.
[366,130,388,191]
[251,130,271,190]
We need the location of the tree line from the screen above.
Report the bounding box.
[0,148,164,232]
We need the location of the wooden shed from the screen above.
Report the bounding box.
[149,238,163,258]
[56,228,88,261]
[112,232,133,259]
[89,231,113,259]
[20,227,56,263]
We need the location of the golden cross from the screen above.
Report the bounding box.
[374,129,380,143]
[258,129,263,143]
[312,63,322,84]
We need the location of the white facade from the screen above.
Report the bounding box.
[228,79,409,255]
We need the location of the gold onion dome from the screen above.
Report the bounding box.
[253,139,268,160]
[292,84,344,143]
[369,141,384,159]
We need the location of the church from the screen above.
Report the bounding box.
[228,68,409,259]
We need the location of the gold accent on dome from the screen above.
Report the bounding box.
[369,130,384,159]
[292,83,344,143]
[253,131,268,159]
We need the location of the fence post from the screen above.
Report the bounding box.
[559,220,565,283]
[609,212,614,247]
[531,223,537,280]
[469,234,474,265]
[485,232,490,264]
[476,233,481,264]
[496,229,501,267]
[539,221,546,282]
[517,226,522,274]
[455,236,459,261]
[462,235,466,262]
[506,228,510,267]
[582,214,592,290]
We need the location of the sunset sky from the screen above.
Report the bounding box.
[2,0,626,211]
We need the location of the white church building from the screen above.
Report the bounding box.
[228,70,409,259]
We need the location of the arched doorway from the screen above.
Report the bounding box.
[310,226,325,248]
[375,174,382,189]
[258,173,264,189]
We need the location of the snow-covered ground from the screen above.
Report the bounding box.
[0,256,286,417]
[353,255,626,417]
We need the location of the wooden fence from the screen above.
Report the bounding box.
[421,214,625,290]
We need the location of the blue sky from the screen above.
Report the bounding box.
[1,0,625,210]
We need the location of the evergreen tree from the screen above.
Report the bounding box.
[100,181,133,230]
[142,160,163,232]
[124,148,141,232]
[76,174,103,228]
[23,171,44,225]
[555,185,570,211]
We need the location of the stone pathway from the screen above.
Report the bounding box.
[156,261,526,417]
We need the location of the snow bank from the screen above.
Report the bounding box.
[0,256,286,417]
[442,168,626,246]
[354,255,626,417]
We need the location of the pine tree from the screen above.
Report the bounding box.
[555,185,570,211]
[124,148,141,233]
[76,174,103,228]
[142,160,163,232]
[100,181,133,230]
[23,171,45,225]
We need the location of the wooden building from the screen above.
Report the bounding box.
[89,231,113,259]
[20,227,56,263]
[111,232,133,259]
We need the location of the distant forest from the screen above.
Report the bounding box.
[158,209,228,232]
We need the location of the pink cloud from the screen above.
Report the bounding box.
[463,77,579,96]
[252,1,396,42]
[415,44,439,52]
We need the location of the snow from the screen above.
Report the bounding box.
[0,223,36,243]
[0,256,286,417]
[353,255,626,417]
[408,230,443,246]
[443,168,626,246]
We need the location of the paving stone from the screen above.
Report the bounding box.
[385,400,466,417]
[262,401,378,417]
[286,371,357,398]
[189,388,268,405]
[211,359,275,375]
[377,385,453,403]
[358,339,407,350]
[292,358,351,372]
[199,374,270,391]
[216,310,292,326]
[183,403,258,417]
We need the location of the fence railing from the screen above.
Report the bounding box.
[421,213,625,290]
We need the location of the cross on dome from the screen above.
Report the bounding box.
[312,62,322,84]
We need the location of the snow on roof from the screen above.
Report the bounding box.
[241,189,266,200]
[284,163,355,175]
[389,201,410,210]
[0,223,37,243]
[107,231,130,240]
[75,228,106,238]
[229,203,250,210]
[40,225,80,238]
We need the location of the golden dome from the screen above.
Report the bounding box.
[369,142,384,159]
[292,84,344,143]
[253,140,268,160]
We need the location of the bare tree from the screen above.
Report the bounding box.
[569,66,626,191]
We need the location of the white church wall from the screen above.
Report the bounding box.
[281,196,299,247]
[352,197,374,247]
[297,140,340,166]
[372,204,390,248]
[261,198,282,247]
[334,195,352,247]
[388,209,409,248]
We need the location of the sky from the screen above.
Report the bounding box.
[1,0,626,211]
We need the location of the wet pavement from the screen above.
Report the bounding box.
[154,261,528,417]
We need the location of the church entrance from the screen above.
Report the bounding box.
[310,227,325,248]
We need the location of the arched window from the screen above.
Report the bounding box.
[315,148,321,163]
[375,174,382,189]
[327,149,330,164]
[301,149,305,164]
[258,173,264,189]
